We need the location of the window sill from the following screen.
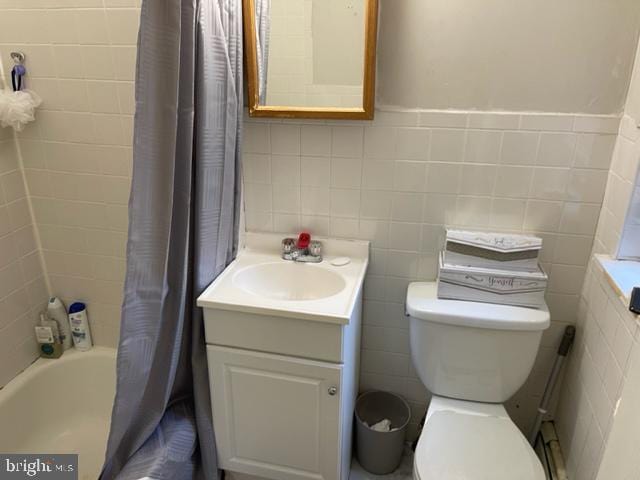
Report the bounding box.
[596,254,640,308]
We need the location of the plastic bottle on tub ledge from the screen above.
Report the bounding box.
[68,302,93,351]
[47,297,73,350]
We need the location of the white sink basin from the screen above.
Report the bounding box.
[197,233,369,324]
[233,262,346,301]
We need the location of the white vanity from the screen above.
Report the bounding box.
[197,232,369,480]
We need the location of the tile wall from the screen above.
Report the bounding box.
[555,257,639,480]
[243,109,619,437]
[554,40,640,480]
[0,116,48,387]
[0,1,141,351]
[595,316,640,480]
[0,3,632,453]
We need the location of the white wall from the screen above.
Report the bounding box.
[596,333,640,480]
[0,0,140,352]
[0,104,48,387]
[377,0,640,113]
[555,37,640,480]
[555,258,638,479]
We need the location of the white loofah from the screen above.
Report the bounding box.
[0,89,42,131]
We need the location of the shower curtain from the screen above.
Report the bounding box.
[255,0,270,104]
[100,0,242,479]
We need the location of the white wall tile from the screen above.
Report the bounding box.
[105,8,140,45]
[329,189,360,218]
[519,114,575,132]
[537,133,577,167]
[391,193,424,222]
[301,156,330,187]
[331,126,363,159]
[74,9,109,44]
[393,161,426,192]
[530,168,570,200]
[331,157,362,189]
[560,203,601,235]
[464,130,502,164]
[271,154,300,185]
[301,125,331,156]
[425,162,461,193]
[489,198,526,230]
[494,166,533,198]
[395,128,429,161]
[459,164,497,195]
[567,169,608,203]
[500,131,539,165]
[362,161,394,190]
[429,129,465,163]
[574,134,616,170]
[364,127,396,159]
[523,200,564,231]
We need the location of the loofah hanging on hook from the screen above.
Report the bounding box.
[0,89,42,131]
[0,52,42,131]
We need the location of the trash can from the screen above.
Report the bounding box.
[354,390,411,475]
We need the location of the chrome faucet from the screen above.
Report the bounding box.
[282,233,322,263]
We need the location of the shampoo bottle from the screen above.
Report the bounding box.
[68,302,93,351]
[47,297,72,350]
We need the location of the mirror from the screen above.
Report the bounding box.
[243,0,378,119]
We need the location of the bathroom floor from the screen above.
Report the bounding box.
[349,448,414,480]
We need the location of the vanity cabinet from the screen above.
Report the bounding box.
[207,347,343,480]
[203,300,362,480]
[197,233,368,480]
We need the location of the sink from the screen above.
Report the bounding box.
[197,232,369,324]
[233,262,346,301]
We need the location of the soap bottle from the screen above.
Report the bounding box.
[68,302,93,351]
[47,297,72,350]
[34,325,62,359]
[40,312,60,344]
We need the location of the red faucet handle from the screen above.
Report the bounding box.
[297,232,311,249]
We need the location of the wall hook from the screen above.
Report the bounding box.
[10,52,25,65]
[9,52,27,91]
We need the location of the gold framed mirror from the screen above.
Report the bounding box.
[243,0,378,120]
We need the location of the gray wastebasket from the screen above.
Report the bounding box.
[354,390,411,475]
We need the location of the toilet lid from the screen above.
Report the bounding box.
[415,409,545,480]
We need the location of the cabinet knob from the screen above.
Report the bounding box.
[328,386,338,396]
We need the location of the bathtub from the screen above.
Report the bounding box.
[0,347,117,479]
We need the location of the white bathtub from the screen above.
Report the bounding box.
[0,347,117,480]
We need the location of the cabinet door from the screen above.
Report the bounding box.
[207,346,343,480]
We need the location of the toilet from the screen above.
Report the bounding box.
[406,282,550,480]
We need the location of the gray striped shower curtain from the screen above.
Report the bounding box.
[100,0,242,478]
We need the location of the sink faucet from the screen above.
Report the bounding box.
[282,233,322,263]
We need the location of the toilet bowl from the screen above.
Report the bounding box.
[413,397,544,480]
[406,282,550,480]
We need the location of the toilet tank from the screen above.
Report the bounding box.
[406,282,550,403]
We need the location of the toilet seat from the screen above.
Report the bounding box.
[414,396,545,480]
